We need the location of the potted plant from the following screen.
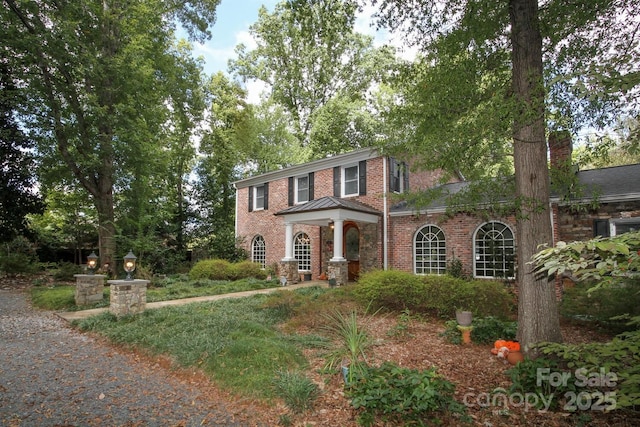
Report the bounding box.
[455,309,473,326]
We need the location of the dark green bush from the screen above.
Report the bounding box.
[347,362,468,426]
[52,261,82,281]
[189,259,233,280]
[189,259,267,281]
[507,357,577,410]
[561,279,640,333]
[230,260,267,280]
[353,270,515,319]
[441,316,517,345]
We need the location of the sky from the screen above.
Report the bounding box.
[187,0,411,77]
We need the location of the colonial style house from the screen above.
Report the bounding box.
[233,135,640,286]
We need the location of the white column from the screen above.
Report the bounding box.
[283,222,294,261]
[331,219,345,261]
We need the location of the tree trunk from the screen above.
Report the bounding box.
[509,0,563,353]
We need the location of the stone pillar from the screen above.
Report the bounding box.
[108,279,148,316]
[279,260,299,285]
[74,274,106,306]
[328,260,348,286]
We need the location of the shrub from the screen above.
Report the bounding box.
[189,259,233,280]
[347,362,468,426]
[352,270,425,312]
[51,262,82,281]
[353,270,515,319]
[272,370,319,414]
[230,260,267,280]
[506,357,577,410]
[441,316,517,345]
[561,279,640,333]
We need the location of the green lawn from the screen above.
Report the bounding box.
[29,276,282,311]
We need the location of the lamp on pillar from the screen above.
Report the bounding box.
[123,250,137,281]
[87,252,98,275]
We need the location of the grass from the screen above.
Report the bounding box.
[75,291,331,399]
[28,275,282,311]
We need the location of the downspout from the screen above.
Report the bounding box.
[383,157,388,270]
[233,183,238,239]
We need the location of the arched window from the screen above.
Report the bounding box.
[474,222,515,278]
[414,225,446,275]
[251,235,266,269]
[294,232,311,272]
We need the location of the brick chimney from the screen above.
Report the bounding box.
[548,131,573,171]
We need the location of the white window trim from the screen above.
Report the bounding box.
[254,185,265,211]
[294,232,311,272]
[413,224,446,275]
[610,217,640,236]
[251,235,266,268]
[342,163,359,197]
[295,175,309,204]
[473,221,515,279]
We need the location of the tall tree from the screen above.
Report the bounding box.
[230,0,398,158]
[2,0,220,273]
[373,0,640,352]
[0,64,43,242]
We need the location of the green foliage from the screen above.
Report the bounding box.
[30,285,78,311]
[229,260,267,280]
[322,309,376,384]
[272,369,320,414]
[0,236,40,275]
[78,295,308,398]
[506,357,577,410]
[189,259,268,281]
[188,259,232,280]
[531,231,640,290]
[347,362,468,426]
[536,329,640,410]
[441,316,517,345]
[353,270,515,319]
[561,279,640,333]
[51,262,82,281]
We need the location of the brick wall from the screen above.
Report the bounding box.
[555,200,640,242]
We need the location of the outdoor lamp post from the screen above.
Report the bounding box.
[123,250,137,281]
[87,252,98,274]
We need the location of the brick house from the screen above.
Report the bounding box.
[233,138,640,286]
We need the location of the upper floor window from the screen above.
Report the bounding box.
[389,157,409,194]
[251,235,266,268]
[414,225,446,275]
[474,221,515,279]
[296,176,309,203]
[294,232,311,271]
[343,164,359,196]
[333,161,366,198]
[249,183,268,211]
[288,173,314,206]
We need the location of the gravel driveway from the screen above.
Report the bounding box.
[0,290,267,427]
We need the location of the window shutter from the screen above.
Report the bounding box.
[403,162,409,192]
[594,219,610,237]
[389,157,397,192]
[248,186,253,212]
[309,172,314,201]
[333,166,340,197]
[359,160,367,195]
[288,177,294,206]
[263,182,269,210]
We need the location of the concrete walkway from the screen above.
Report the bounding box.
[57,280,329,322]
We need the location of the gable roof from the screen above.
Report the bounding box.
[390,163,640,215]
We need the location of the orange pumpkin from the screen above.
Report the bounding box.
[494,340,507,349]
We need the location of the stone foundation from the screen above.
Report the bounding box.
[328,260,348,286]
[108,279,148,316]
[74,274,106,306]
[279,260,299,285]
